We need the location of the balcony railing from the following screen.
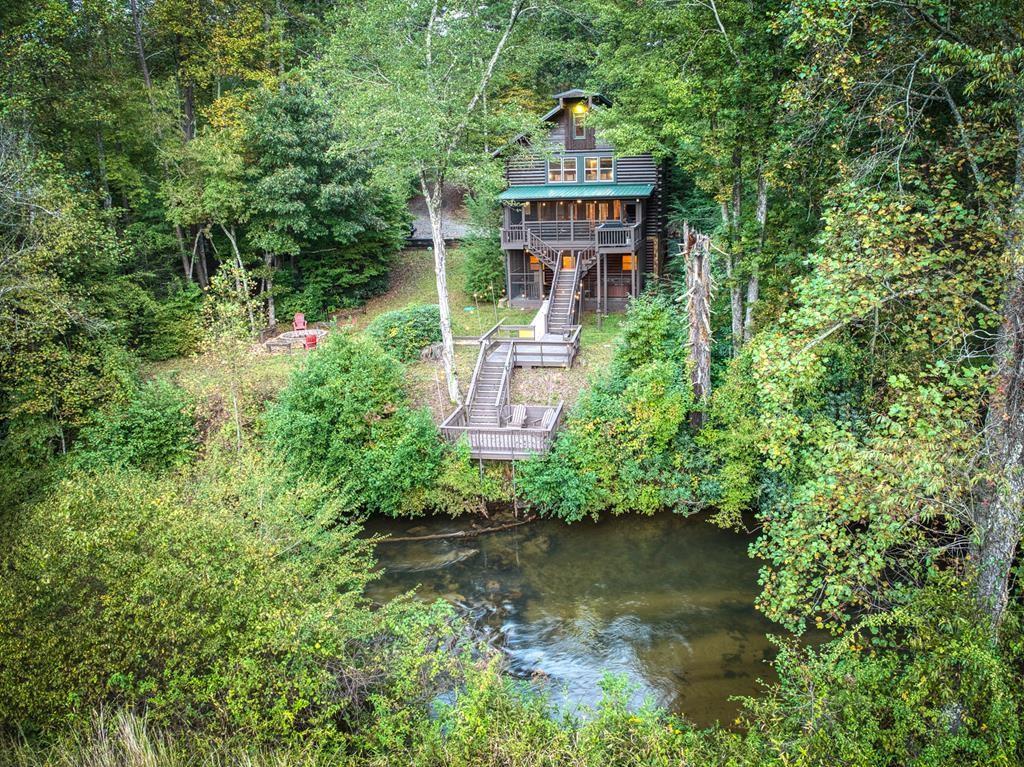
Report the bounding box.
[501,220,640,251]
[596,222,640,250]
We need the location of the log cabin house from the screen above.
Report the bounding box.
[497,89,667,314]
[440,90,667,460]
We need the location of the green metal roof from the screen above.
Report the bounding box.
[498,183,654,201]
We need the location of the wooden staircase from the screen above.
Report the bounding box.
[547,267,577,335]
[465,342,512,427]
[525,230,560,270]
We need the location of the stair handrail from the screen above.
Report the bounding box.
[464,328,500,415]
[578,247,597,276]
[549,252,562,305]
[526,229,559,271]
[567,263,585,327]
[493,343,515,411]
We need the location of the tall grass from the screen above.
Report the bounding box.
[2,711,333,767]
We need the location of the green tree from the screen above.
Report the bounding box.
[245,78,406,326]
[264,334,446,517]
[320,0,533,404]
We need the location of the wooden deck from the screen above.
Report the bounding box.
[440,280,582,461]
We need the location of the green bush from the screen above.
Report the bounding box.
[277,239,396,322]
[518,294,703,521]
[264,334,445,516]
[0,457,464,742]
[139,282,205,361]
[70,378,197,472]
[364,304,442,362]
[461,230,505,300]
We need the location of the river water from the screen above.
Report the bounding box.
[364,512,780,726]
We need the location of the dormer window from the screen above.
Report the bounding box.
[584,157,614,182]
[548,157,577,183]
[572,103,587,139]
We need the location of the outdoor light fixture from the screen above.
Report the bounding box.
[573,102,586,114]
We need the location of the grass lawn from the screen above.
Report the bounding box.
[339,248,534,336]
[145,246,625,423]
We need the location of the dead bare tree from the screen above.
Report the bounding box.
[683,222,714,427]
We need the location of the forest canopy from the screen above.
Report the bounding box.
[1,0,1023,765]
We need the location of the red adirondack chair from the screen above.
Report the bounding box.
[304,334,318,350]
[292,312,307,332]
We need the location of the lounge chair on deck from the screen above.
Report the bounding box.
[509,404,527,428]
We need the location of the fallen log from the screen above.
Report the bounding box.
[375,516,537,544]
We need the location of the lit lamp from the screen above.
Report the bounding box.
[573,102,587,114]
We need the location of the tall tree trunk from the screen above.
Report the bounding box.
[684,223,713,427]
[722,200,744,353]
[975,261,1024,633]
[421,173,461,405]
[743,167,767,343]
[730,150,744,352]
[193,226,210,288]
[181,80,196,142]
[129,0,153,91]
[222,224,256,334]
[264,251,277,328]
[95,129,112,210]
[131,6,194,284]
[974,111,1024,634]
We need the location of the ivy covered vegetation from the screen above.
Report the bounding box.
[2,0,1024,764]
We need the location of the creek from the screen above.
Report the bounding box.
[364,512,780,727]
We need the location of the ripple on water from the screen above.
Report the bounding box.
[364,512,783,727]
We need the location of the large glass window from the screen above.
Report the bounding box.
[584,157,614,182]
[548,157,577,183]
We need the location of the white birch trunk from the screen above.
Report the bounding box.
[422,175,462,405]
[722,200,744,353]
[744,168,767,343]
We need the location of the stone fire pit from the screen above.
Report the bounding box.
[264,327,328,353]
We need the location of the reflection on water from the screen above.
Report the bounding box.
[364,513,780,726]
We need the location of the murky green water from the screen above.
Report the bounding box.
[364,512,781,726]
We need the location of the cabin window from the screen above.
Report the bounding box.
[529,254,541,271]
[573,110,586,139]
[584,157,614,182]
[622,254,634,271]
[548,157,577,183]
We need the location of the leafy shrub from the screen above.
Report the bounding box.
[365,304,442,362]
[264,334,445,516]
[461,230,505,300]
[518,294,703,521]
[70,378,197,472]
[0,457,465,742]
[739,574,1023,765]
[138,282,204,361]
[277,239,396,322]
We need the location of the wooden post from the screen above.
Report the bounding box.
[685,223,713,428]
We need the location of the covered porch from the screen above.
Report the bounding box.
[498,183,652,251]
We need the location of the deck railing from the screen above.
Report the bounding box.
[493,344,515,409]
[595,222,640,250]
[440,402,564,460]
[502,220,641,250]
